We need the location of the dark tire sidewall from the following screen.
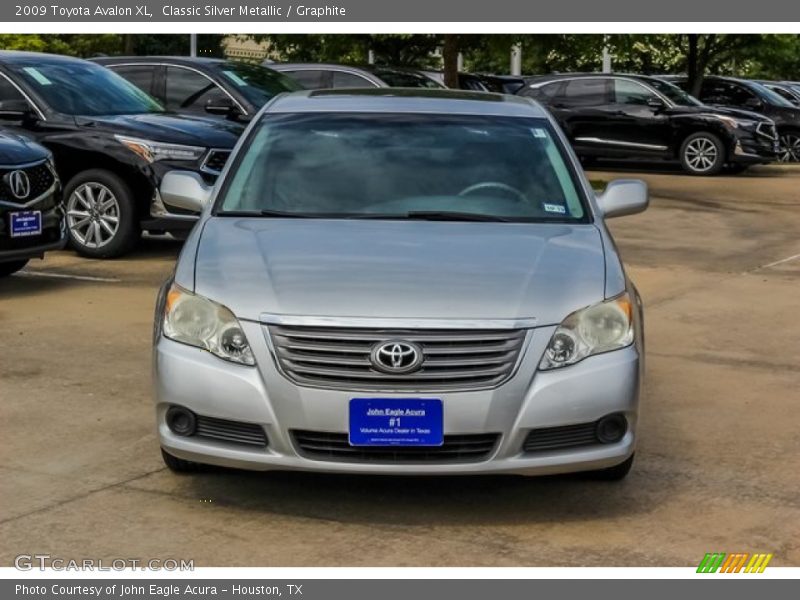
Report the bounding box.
[64,169,140,259]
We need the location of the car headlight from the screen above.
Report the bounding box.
[714,115,758,129]
[115,135,206,163]
[162,283,255,366]
[539,292,634,370]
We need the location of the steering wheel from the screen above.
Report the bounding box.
[458,181,527,203]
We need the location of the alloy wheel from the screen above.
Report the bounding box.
[684,137,719,173]
[66,183,121,249]
[778,134,800,163]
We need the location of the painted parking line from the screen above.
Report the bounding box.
[17,270,121,283]
[756,252,800,270]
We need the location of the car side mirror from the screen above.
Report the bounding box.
[743,97,763,110]
[0,99,36,121]
[647,97,665,110]
[160,171,212,213]
[596,179,648,219]
[205,96,240,117]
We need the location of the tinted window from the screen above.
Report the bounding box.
[219,114,586,222]
[0,75,26,102]
[283,70,328,89]
[331,71,376,88]
[562,78,608,106]
[646,78,701,106]
[165,67,228,112]
[701,81,756,106]
[537,81,565,101]
[113,65,156,95]
[613,79,658,105]
[215,62,301,106]
[768,86,798,104]
[372,69,443,88]
[8,59,162,116]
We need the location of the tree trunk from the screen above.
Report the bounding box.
[442,34,460,89]
[123,34,135,55]
[686,34,701,96]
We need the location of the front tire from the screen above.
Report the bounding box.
[778,132,800,163]
[64,169,140,258]
[0,259,28,277]
[680,132,725,176]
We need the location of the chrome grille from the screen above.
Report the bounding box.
[200,149,231,175]
[0,160,57,205]
[268,325,527,391]
[292,430,500,463]
[194,415,268,447]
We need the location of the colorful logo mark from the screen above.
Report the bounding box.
[697,553,773,573]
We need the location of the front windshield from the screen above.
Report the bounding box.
[748,81,795,107]
[647,78,702,106]
[11,59,163,116]
[217,62,303,106]
[218,113,587,222]
[372,69,444,88]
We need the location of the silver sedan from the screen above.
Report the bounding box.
[152,89,648,479]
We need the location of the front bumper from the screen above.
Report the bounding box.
[153,319,642,476]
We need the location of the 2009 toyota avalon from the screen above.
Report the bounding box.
[153,89,648,480]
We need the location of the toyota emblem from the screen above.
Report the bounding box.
[370,340,423,374]
[6,169,31,200]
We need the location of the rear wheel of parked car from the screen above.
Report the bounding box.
[586,453,635,481]
[778,132,800,162]
[64,169,140,258]
[0,259,28,277]
[680,132,725,176]
[161,448,202,473]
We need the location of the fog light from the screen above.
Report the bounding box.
[166,406,197,437]
[595,414,627,444]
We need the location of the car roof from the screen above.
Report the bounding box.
[265,88,546,117]
[91,56,228,66]
[524,72,661,85]
[0,50,94,64]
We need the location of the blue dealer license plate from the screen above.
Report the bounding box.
[9,211,42,238]
[349,398,443,446]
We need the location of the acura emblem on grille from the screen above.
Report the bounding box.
[5,169,31,200]
[370,340,423,374]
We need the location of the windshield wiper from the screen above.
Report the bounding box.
[403,211,512,222]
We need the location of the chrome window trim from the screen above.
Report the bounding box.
[275,66,382,88]
[257,313,537,329]
[107,62,249,116]
[574,137,668,151]
[0,72,47,121]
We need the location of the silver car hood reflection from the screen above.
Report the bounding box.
[193,218,606,326]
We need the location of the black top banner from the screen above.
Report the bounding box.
[4,0,800,22]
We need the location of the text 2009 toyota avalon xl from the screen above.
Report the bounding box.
[153,89,648,480]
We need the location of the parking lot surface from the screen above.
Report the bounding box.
[1,165,799,567]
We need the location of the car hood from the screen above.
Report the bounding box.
[74,113,244,148]
[671,104,772,121]
[0,131,49,164]
[193,219,606,326]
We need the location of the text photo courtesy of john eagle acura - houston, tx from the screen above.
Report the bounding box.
[1,30,799,574]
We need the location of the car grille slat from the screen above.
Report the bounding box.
[292,430,499,463]
[523,421,601,453]
[268,325,526,391]
[200,149,231,175]
[194,415,268,447]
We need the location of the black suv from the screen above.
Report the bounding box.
[0,130,63,277]
[518,73,779,175]
[91,57,301,122]
[0,51,244,258]
[668,76,800,163]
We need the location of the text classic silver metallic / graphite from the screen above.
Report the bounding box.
[152,89,648,479]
